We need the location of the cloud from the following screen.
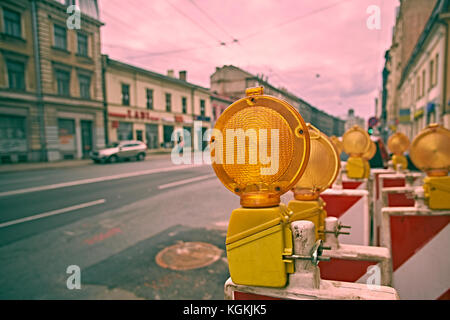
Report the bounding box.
[100,0,399,120]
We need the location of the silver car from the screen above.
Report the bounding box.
[90,140,147,163]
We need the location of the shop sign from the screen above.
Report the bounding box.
[195,115,211,122]
[126,110,159,122]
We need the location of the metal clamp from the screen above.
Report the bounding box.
[284,240,331,265]
[319,222,351,238]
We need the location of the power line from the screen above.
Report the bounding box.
[125,43,218,59]
[167,0,227,46]
[188,0,238,43]
[239,0,355,41]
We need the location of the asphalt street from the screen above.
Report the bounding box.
[0,155,250,299]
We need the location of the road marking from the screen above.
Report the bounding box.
[0,164,205,197]
[157,174,216,190]
[84,227,122,245]
[0,199,106,228]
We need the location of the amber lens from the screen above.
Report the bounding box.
[294,124,340,197]
[410,124,450,173]
[211,92,310,207]
[342,125,371,156]
[387,132,410,155]
[363,141,377,160]
[330,136,343,156]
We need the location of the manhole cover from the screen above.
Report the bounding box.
[155,241,222,271]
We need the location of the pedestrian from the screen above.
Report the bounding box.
[178,136,184,155]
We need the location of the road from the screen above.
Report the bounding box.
[0,155,250,299]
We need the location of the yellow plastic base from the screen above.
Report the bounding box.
[346,157,366,179]
[288,199,327,240]
[392,155,408,171]
[226,205,294,288]
[423,176,450,210]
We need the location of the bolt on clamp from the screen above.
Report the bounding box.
[318,222,351,238]
[283,240,331,265]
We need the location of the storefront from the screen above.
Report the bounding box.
[145,124,159,149]
[56,111,97,160]
[0,114,28,162]
[117,121,133,141]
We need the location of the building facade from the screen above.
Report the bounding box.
[210,65,345,137]
[210,92,233,126]
[0,0,105,163]
[344,109,366,132]
[383,0,438,137]
[103,57,213,152]
[397,0,450,139]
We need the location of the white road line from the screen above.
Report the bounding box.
[0,164,205,197]
[0,199,106,228]
[158,174,216,190]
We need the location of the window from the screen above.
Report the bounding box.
[165,93,171,112]
[200,99,205,116]
[3,8,21,37]
[54,24,67,50]
[55,69,70,96]
[416,76,420,101]
[121,84,130,106]
[58,118,76,153]
[430,59,434,89]
[422,70,425,97]
[6,60,25,90]
[0,115,27,153]
[410,85,414,105]
[78,74,91,99]
[77,33,88,56]
[117,122,133,140]
[146,89,153,110]
[182,96,187,114]
[435,54,439,86]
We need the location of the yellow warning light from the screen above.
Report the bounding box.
[410,124,450,176]
[342,125,371,156]
[211,86,310,208]
[363,140,377,160]
[410,124,450,210]
[293,124,340,200]
[330,136,344,156]
[387,132,410,156]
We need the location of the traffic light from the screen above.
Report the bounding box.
[368,127,374,135]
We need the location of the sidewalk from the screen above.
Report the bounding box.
[0,159,92,174]
[0,152,175,174]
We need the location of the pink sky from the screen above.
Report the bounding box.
[99,0,399,120]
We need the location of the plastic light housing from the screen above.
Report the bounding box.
[342,125,371,156]
[410,123,450,176]
[293,124,340,200]
[387,132,410,156]
[211,87,310,208]
[363,140,377,160]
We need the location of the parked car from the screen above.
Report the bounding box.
[90,140,147,163]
